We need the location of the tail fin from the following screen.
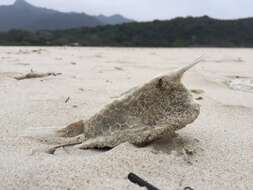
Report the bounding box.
[56,120,84,138]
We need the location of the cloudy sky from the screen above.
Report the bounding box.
[1,0,253,21]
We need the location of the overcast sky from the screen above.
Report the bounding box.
[1,0,253,21]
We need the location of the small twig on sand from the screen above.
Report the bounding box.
[128,173,159,190]
[15,71,62,80]
[65,97,70,103]
[184,186,194,190]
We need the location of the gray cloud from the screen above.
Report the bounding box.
[1,0,253,21]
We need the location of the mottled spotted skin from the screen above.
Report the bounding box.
[46,59,201,154]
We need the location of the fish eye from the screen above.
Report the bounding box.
[156,78,164,89]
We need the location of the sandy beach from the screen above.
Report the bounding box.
[0,47,252,190]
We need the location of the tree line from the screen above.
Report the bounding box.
[0,16,253,47]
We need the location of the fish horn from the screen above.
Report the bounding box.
[173,56,203,81]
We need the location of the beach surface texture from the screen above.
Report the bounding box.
[0,47,252,190]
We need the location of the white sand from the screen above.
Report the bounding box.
[0,47,252,190]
